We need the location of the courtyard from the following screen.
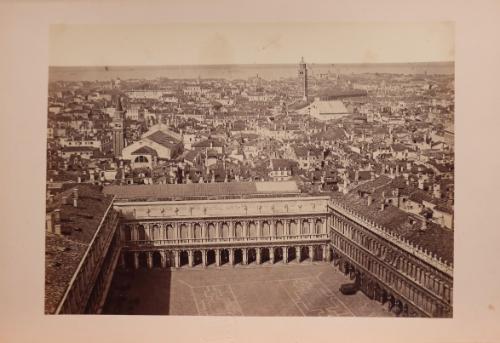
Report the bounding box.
[103,262,393,317]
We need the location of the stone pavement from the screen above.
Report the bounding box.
[103,262,393,317]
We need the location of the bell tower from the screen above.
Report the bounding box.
[112,96,125,158]
[298,56,308,101]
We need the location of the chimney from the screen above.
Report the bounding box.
[367,194,373,206]
[61,196,68,205]
[46,212,53,233]
[421,219,427,231]
[355,170,359,182]
[433,183,441,199]
[73,188,78,208]
[53,209,61,235]
[380,203,385,211]
[418,177,424,190]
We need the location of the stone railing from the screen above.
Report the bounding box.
[55,198,119,314]
[328,200,453,277]
[123,233,329,248]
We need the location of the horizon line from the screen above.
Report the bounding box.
[49,60,455,68]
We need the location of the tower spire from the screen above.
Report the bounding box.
[298,57,308,101]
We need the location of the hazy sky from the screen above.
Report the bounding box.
[50,22,454,66]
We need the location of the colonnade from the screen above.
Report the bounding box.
[120,244,331,269]
[121,216,328,243]
[329,211,453,318]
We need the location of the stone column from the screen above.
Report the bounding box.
[120,251,126,269]
[296,246,301,263]
[175,222,180,240]
[188,222,193,240]
[216,222,221,239]
[229,249,234,266]
[309,246,314,262]
[256,248,261,264]
[188,250,194,267]
[202,250,207,267]
[133,252,139,269]
[230,221,235,238]
[242,249,248,265]
[174,250,180,268]
[322,245,327,261]
[258,220,263,237]
[216,250,221,267]
[201,222,206,242]
[284,220,289,238]
[146,252,153,268]
[270,248,275,264]
[131,225,136,241]
[283,247,288,264]
[160,251,167,268]
[162,224,167,241]
[243,221,248,238]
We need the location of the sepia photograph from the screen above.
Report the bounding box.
[3,1,500,342]
[45,22,455,317]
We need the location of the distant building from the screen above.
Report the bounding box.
[121,124,183,165]
[297,97,350,121]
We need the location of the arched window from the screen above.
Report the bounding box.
[235,222,243,238]
[315,220,322,234]
[179,224,189,239]
[166,225,175,239]
[262,222,270,236]
[301,220,310,234]
[134,155,149,163]
[276,221,284,236]
[207,223,216,238]
[138,225,146,240]
[152,225,160,240]
[248,222,257,237]
[193,223,202,239]
[221,223,230,238]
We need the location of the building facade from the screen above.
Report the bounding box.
[113,195,331,269]
[47,182,453,317]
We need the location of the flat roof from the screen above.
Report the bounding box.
[103,181,301,201]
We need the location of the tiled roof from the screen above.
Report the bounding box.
[45,184,114,314]
[192,138,224,148]
[104,181,300,201]
[334,176,454,262]
[146,131,181,149]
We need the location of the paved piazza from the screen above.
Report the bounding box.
[103,263,393,317]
